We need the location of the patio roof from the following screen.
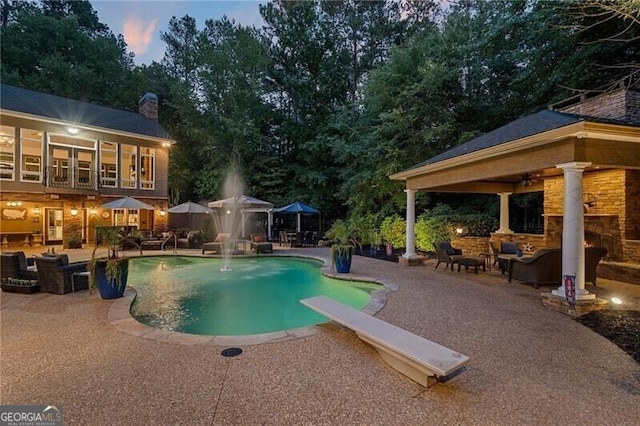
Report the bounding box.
[390,109,640,193]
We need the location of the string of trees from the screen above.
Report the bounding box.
[2,0,638,223]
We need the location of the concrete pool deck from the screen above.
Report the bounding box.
[1,246,639,424]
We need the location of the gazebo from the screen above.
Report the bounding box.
[390,86,640,299]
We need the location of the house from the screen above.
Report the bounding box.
[0,84,174,248]
[390,84,640,288]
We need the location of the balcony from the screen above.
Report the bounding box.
[45,166,99,191]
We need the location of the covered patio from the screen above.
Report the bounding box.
[390,87,640,298]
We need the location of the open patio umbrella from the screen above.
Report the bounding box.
[99,196,155,210]
[208,195,274,209]
[167,201,213,230]
[273,201,320,232]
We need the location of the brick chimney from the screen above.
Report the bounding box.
[553,87,640,124]
[138,92,158,121]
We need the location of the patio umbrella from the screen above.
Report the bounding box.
[167,201,213,230]
[208,195,274,209]
[99,196,155,210]
[273,201,320,232]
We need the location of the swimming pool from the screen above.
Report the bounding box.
[128,256,380,336]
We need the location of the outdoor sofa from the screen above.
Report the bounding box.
[34,254,88,294]
[508,247,607,288]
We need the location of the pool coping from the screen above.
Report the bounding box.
[107,254,398,346]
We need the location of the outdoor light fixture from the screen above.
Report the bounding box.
[521,173,532,187]
[226,210,231,215]
[67,127,79,135]
[6,201,22,207]
[33,206,40,215]
[90,207,97,216]
[611,297,622,305]
[70,206,78,216]
[456,227,463,235]
[159,209,166,216]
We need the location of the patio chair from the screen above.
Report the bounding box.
[586,247,608,285]
[1,251,38,282]
[250,234,273,254]
[507,248,562,288]
[433,242,464,271]
[34,255,88,294]
[202,233,231,254]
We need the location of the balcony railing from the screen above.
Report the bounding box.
[45,166,99,190]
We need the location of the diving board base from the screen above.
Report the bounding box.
[357,333,438,387]
[301,295,469,388]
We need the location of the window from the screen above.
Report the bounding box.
[140,147,155,190]
[0,125,15,180]
[120,144,136,188]
[113,209,126,226]
[21,128,42,182]
[100,141,117,187]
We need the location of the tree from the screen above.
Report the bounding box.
[0,0,138,109]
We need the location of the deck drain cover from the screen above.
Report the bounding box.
[221,347,243,357]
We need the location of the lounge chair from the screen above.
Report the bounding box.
[34,255,88,294]
[202,233,231,254]
[250,234,273,254]
[1,251,38,282]
[433,242,464,271]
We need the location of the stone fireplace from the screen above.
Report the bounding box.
[545,215,622,261]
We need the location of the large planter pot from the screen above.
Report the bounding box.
[333,251,353,273]
[93,258,129,299]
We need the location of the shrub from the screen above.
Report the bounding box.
[380,215,405,248]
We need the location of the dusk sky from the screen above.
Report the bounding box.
[90,0,265,65]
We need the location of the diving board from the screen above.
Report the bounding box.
[300,296,469,387]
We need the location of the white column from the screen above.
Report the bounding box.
[297,213,301,232]
[402,189,418,259]
[496,193,513,234]
[267,210,273,240]
[552,162,595,300]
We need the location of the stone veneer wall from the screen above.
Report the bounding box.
[451,234,547,256]
[542,169,640,263]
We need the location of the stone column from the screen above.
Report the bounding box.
[496,193,513,234]
[267,211,273,240]
[401,189,423,265]
[552,162,595,300]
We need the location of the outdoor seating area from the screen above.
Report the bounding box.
[2,245,639,424]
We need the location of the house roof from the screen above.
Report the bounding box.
[0,83,171,140]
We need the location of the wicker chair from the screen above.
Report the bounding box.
[34,255,88,294]
[1,251,38,282]
[433,242,464,271]
[586,247,608,285]
[508,248,562,288]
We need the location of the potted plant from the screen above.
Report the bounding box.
[66,233,82,249]
[326,220,360,273]
[89,226,129,299]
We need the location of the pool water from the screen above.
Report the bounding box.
[128,256,380,336]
